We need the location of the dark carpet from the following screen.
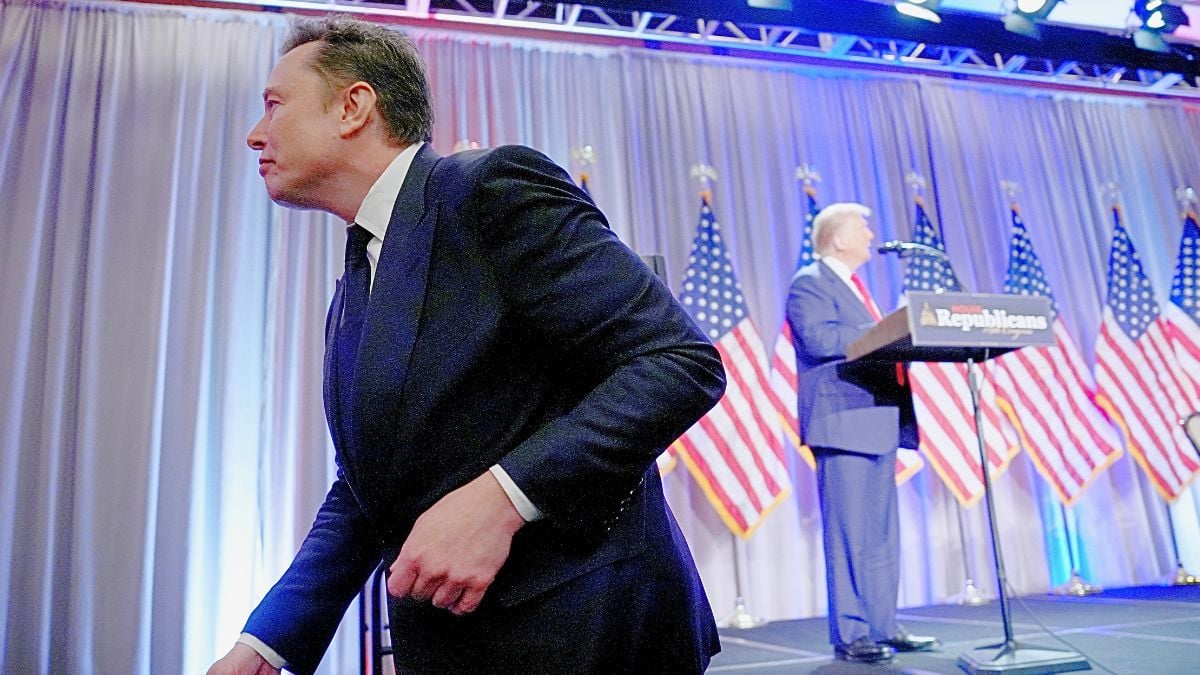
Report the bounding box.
[708,585,1200,674]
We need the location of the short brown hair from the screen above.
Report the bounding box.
[284,16,433,145]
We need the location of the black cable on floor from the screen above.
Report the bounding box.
[1004,579,1119,675]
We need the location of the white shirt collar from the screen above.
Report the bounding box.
[821,256,878,313]
[352,141,424,244]
[820,256,856,286]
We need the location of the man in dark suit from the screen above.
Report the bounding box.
[786,203,937,664]
[207,17,724,675]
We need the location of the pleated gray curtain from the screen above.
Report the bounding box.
[3,1,1199,672]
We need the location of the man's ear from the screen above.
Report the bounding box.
[338,81,378,138]
[830,230,846,253]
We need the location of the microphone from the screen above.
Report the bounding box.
[876,240,948,260]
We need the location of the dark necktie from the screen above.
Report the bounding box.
[336,224,374,411]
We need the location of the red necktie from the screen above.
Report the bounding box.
[850,273,883,322]
[850,272,906,386]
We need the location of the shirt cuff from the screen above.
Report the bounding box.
[237,633,287,670]
[489,464,542,521]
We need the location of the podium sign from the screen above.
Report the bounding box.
[847,291,1055,363]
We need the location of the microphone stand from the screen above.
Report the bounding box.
[957,356,1090,675]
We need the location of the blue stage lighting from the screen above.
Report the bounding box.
[895,0,942,24]
[1133,0,1191,52]
[1003,0,1061,38]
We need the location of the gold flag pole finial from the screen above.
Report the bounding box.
[1099,181,1122,209]
[1000,180,1020,211]
[572,144,597,184]
[795,164,821,185]
[796,164,821,198]
[690,163,718,203]
[906,171,928,204]
[1176,186,1198,216]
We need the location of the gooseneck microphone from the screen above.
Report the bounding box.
[876,240,949,261]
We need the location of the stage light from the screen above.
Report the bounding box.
[895,0,942,24]
[1003,0,1061,38]
[1133,0,1191,52]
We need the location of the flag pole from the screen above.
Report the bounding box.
[571,144,596,197]
[953,499,987,605]
[1169,187,1200,586]
[1176,333,1200,586]
[1165,500,1200,585]
[685,164,770,628]
[908,173,982,605]
[718,535,766,629]
[1053,504,1101,595]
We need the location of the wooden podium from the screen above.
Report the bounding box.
[848,292,1088,674]
[847,291,1054,363]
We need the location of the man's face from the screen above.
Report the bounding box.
[246,42,341,209]
[838,212,875,269]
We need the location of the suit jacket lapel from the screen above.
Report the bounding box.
[351,144,441,424]
[819,260,875,327]
[323,279,345,445]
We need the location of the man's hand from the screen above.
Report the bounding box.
[387,472,526,616]
[207,643,279,675]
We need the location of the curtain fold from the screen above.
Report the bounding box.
[3,1,1200,672]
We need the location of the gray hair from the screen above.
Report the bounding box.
[812,203,871,255]
[283,17,433,145]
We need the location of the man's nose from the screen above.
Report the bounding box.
[247,116,266,150]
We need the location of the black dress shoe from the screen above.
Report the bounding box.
[880,629,941,653]
[834,637,895,663]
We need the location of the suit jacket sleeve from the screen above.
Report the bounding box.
[241,469,379,675]
[468,146,726,531]
[787,270,868,362]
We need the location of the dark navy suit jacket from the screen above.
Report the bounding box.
[787,259,916,645]
[242,145,725,673]
[787,260,915,454]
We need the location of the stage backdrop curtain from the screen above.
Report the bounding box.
[2,0,1199,672]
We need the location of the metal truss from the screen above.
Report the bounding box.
[207,0,1200,99]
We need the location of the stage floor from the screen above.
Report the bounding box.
[709,586,1200,674]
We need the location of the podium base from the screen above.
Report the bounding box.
[957,641,1090,675]
[1054,570,1101,596]
[717,598,766,629]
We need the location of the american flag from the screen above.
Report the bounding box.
[895,448,925,485]
[768,186,819,469]
[1095,207,1200,501]
[990,206,1122,506]
[1165,210,1200,395]
[904,198,1020,506]
[672,197,792,537]
[655,447,679,475]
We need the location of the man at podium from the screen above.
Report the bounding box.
[786,203,938,664]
